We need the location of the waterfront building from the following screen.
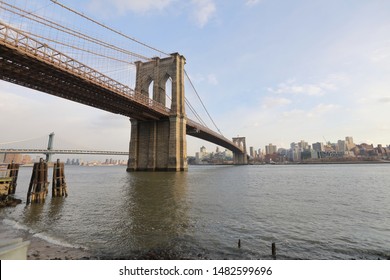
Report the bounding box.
[21,155,32,164]
[4,153,22,164]
[224,149,233,159]
[288,146,301,162]
[200,146,207,158]
[312,142,324,152]
[195,146,209,164]
[337,140,347,153]
[265,144,277,155]
[345,136,355,150]
[249,147,255,158]
[298,140,310,150]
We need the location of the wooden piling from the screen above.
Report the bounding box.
[7,162,20,195]
[238,239,241,248]
[27,158,49,204]
[52,159,68,197]
[0,164,11,197]
[272,242,276,259]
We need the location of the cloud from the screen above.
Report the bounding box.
[187,73,218,85]
[261,97,291,109]
[268,79,338,97]
[306,103,340,118]
[245,0,262,6]
[371,47,390,63]
[281,109,305,119]
[87,0,217,27]
[191,0,216,27]
[358,95,390,105]
[378,97,390,104]
[207,74,218,85]
[88,0,173,14]
[279,103,339,121]
[369,40,390,64]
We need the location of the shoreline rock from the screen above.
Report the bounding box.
[0,196,22,208]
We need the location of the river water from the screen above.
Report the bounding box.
[1,164,389,259]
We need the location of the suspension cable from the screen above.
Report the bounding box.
[185,98,208,127]
[0,135,47,146]
[20,30,135,65]
[185,70,223,136]
[165,78,207,126]
[0,1,150,61]
[50,0,170,57]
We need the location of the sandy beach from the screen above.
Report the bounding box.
[0,217,91,260]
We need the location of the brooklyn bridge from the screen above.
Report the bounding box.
[0,0,248,171]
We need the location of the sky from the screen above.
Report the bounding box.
[1,0,390,158]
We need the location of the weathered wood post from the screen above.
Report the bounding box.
[0,165,12,198]
[7,162,20,195]
[27,158,49,204]
[272,242,276,259]
[52,159,68,197]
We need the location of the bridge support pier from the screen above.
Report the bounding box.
[127,116,187,171]
[127,53,187,171]
[232,137,248,165]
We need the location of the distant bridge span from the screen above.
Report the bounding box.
[0,149,128,156]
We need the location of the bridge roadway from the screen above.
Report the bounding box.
[0,22,243,155]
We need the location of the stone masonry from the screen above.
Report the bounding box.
[127,53,187,171]
[232,137,248,165]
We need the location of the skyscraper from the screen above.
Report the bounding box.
[312,142,324,152]
[249,147,255,157]
[265,144,277,155]
[345,136,355,150]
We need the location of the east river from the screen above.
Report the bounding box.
[1,164,389,259]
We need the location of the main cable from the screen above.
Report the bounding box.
[50,0,169,57]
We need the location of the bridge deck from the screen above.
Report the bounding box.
[0,22,169,120]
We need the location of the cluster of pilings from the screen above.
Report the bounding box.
[1,159,68,207]
[26,158,68,204]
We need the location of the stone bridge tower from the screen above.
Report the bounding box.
[127,53,187,171]
[232,137,248,165]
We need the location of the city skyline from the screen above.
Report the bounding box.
[1,0,390,156]
[194,135,389,156]
[1,132,389,165]
[193,134,389,165]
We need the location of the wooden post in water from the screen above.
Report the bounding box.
[7,162,20,195]
[27,158,49,204]
[52,159,68,197]
[272,242,276,259]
